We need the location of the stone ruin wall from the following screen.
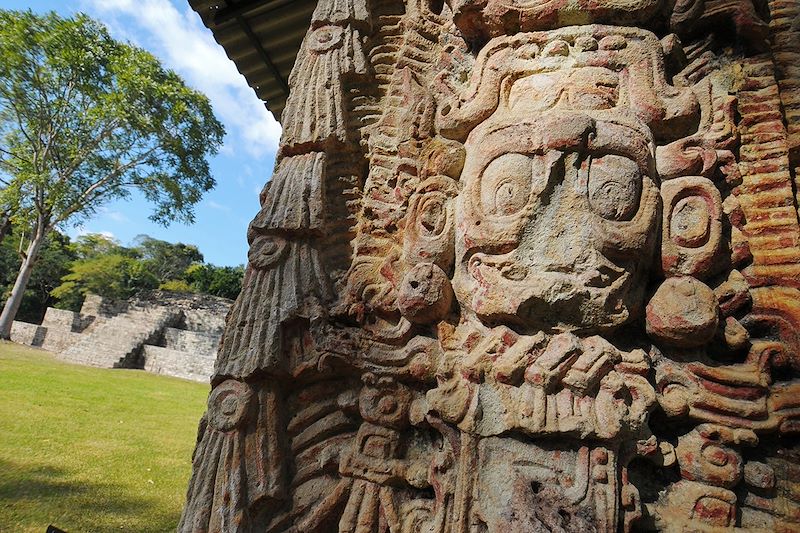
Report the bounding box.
[10,292,231,382]
[179,1,800,532]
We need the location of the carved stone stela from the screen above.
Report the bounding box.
[180,1,800,531]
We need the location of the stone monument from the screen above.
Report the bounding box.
[180,1,800,531]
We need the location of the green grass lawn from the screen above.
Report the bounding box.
[0,341,209,533]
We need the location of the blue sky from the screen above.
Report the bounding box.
[4,0,281,266]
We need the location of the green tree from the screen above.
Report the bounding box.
[133,234,203,283]
[50,252,159,308]
[49,233,149,309]
[0,10,224,338]
[70,232,133,260]
[49,233,238,308]
[185,264,244,300]
[158,279,195,293]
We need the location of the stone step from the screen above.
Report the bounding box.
[163,327,221,355]
[142,345,213,383]
[58,307,182,368]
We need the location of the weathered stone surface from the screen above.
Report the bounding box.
[143,345,216,383]
[180,1,800,531]
[9,321,46,346]
[646,277,719,347]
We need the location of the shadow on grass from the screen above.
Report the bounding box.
[0,458,182,532]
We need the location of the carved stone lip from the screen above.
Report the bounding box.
[463,251,633,331]
[467,250,627,288]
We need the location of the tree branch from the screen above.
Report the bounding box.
[53,116,123,186]
[0,96,37,151]
[53,146,160,225]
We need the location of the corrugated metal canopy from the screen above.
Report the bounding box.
[189,0,317,122]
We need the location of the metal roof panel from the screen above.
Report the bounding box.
[189,0,317,121]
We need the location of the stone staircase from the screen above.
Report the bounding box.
[142,345,215,383]
[59,306,182,368]
[141,327,219,382]
[11,291,231,381]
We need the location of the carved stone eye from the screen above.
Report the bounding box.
[207,380,253,432]
[308,25,344,52]
[417,193,446,235]
[481,153,533,216]
[248,234,287,269]
[670,196,710,247]
[587,154,641,221]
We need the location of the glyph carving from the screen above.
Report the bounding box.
[182,0,800,531]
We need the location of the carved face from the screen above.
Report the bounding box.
[453,110,660,333]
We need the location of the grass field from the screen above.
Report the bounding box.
[0,341,209,533]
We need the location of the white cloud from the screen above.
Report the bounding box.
[98,206,129,222]
[206,200,230,212]
[83,0,282,158]
[73,227,117,240]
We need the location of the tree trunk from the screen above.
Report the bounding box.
[0,223,47,339]
[0,212,10,245]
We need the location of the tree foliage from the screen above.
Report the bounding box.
[51,252,159,307]
[0,10,225,337]
[48,233,243,309]
[2,227,243,321]
[184,263,244,300]
[0,10,225,228]
[134,234,203,283]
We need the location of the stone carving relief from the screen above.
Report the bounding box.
[181,0,800,531]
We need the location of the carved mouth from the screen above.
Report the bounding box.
[465,251,631,331]
[468,252,626,289]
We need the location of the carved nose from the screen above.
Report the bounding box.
[521,182,594,272]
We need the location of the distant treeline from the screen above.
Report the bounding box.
[0,227,243,323]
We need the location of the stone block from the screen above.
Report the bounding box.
[10,321,46,346]
[163,327,220,356]
[41,329,82,353]
[142,345,213,383]
[41,308,80,332]
[79,293,128,318]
